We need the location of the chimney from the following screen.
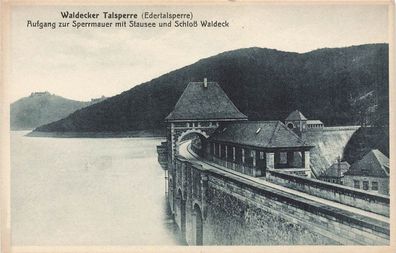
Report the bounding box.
[204,78,207,88]
[337,156,341,179]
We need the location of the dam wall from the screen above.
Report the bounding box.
[304,126,360,177]
[169,155,389,245]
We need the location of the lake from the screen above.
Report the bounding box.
[11,131,184,245]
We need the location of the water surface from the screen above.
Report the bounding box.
[11,131,183,245]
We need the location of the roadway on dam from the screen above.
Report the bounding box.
[177,141,389,224]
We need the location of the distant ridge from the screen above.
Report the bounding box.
[34,43,388,133]
[11,92,106,130]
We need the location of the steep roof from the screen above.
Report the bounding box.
[286,110,307,121]
[321,161,350,178]
[208,121,312,149]
[344,149,389,178]
[165,81,247,121]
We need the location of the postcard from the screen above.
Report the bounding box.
[1,1,394,252]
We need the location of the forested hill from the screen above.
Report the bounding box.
[34,43,388,133]
[11,92,106,130]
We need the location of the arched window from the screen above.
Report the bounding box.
[193,204,203,245]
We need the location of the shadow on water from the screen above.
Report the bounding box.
[162,195,188,245]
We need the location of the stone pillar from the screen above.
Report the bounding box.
[181,162,187,195]
[201,174,208,219]
[304,151,311,178]
[225,145,228,167]
[252,150,257,177]
[266,152,275,170]
[304,151,310,169]
[287,151,295,167]
[170,123,175,162]
[213,143,216,156]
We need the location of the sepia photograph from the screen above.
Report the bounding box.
[0,0,394,252]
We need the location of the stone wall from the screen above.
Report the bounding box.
[204,186,337,245]
[156,141,168,169]
[171,157,207,245]
[204,172,389,245]
[266,170,389,216]
[170,157,390,246]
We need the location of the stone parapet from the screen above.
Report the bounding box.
[266,169,389,216]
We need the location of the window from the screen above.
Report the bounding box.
[242,149,245,163]
[279,152,287,164]
[372,181,379,191]
[363,181,369,190]
[233,147,236,161]
[353,180,360,189]
[260,151,264,160]
[293,151,303,168]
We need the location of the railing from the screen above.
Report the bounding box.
[266,169,389,217]
[322,126,361,131]
[173,125,218,129]
[273,168,311,177]
[173,155,389,244]
[211,156,258,177]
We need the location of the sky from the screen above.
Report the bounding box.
[8,3,389,102]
